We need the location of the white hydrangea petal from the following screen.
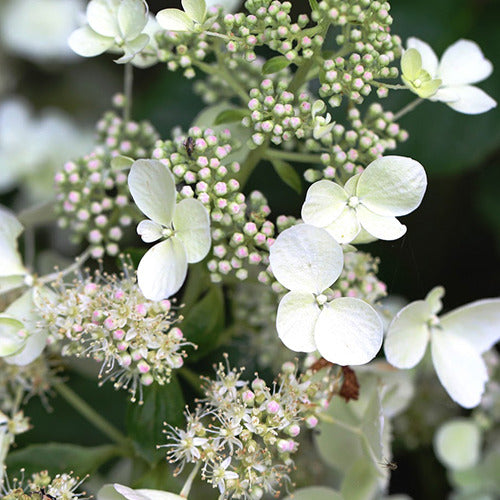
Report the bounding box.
[276,291,319,352]
[269,224,344,294]
[440,298,500,353]
[110,484,149,500]
[434,419,482,471]
[182,0,207,24]
[425,286,445,314]
[407,37,439,77]
[133,490,185,500]
[0,317,25,357]
[438,39,493,86]
[137,220,163,243]
[385,300,432,368]
[323,208,360,244]
[137,239,187,300]
[156,9,195,31]
[350,227,378,245]
[128,160,176,226]
[431,87,460,103]
[314,297,383,365]
[0,276,26,294]
[87,0,120,37]
[444,85,497,115]
[431,329,488,408]
[117,0,148,40]
[301,180,348,227]
[108,484,184,500]
[356,206,407,241]
[0,207,25,276]
[68,26,114,57]
[173,198,211,263]
[343,173,361,196]
[357,156,427,217]
[115,34,149,64]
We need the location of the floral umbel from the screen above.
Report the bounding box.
[0,0,499,499]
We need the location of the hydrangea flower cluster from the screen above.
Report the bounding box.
[36,269,190,402]
[55,108,159,258]
[164,359,334,499]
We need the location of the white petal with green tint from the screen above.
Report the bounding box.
[431,328,488,408]
[276,291,319,352]
[156,9,195,32]
[324,207,360,244]
[440,298,500,353]
[343,174,361,196]
[98,483,185,500]
[182,0,207,25]
[0,207,25,276]
[401,49,422,81]
[0,317,25,357]
[68,26,114,57]
[116,34,149,63]
[425,286,445,314]
[118,0,148,40]
[137,220,163,243]
[384,300,431,368]
[269,224,343,294]
[356,206,406,241]
[357,156,427,217]
[438,39,493,87]
[137,239,187,300]
[315,298,383,365]
[301,180,348,227]
[407,37,439,76]
[128,160,176,226]
[173,198,211,263]
[87,0,121,37]
[443,85,496,115]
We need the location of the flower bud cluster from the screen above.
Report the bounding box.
[152,127,276,283]
[315,0,401,105]
[36,269,190,403]
[55,108,158,259]
[163,358,333,499]
[304,103,408,182]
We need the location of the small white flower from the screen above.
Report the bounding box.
[98,483,184,500]
[301,156,427,244]
[68,0,150,63]
[269,224,383,365]
[128,159,211,301]
[402,37,496,114]
[156,0,207,32]
[384,286,500,408]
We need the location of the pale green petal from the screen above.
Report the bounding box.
[357,156,427,217]
[269,224,344,294]
[434,419,482,471]
[350,227,378,245]
[384,300,431,368]
[115,34,149,63]
[301,180,348,228]
[137,239,187,300]
[314,298,383,366]
[156,9,195,31]
[137,220,163,243]
[87,0,121,37]
[0,276,25,294]
[411,77,442,99]
[0,206,25,276]
[343,173,360,196]
[401,48,422,81]
[182,0,207,24]
[117,0,148,40]
[407,37,439,77]
[0,317,25,357]
[356,206,406,241]
[173,198,211,263]
[425,286,445,315]
[431,329,488,408]
[68,26,114,57]
[440,298,500,353]
[323,207,360,244]
[276,291,319,352]
[128,160,176,226]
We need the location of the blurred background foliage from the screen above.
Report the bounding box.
[0,0,498,498]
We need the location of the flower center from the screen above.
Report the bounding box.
[162,226,174,239]
[348,196,360,208]
[316,294,327,306]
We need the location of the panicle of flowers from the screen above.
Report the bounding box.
[54,102,159,259]
[36,267,191,403]
[152,127,276,283]
[162,357,334,499]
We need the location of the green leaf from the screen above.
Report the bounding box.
[126,376,185,465]
[271,159,302,194]
[262,56,291,75]
[6,443,120,477]
[214,108,250,125]
[340,459,380,500]
[180,285,225,362]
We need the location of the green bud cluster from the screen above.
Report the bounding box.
[54,108,158,258]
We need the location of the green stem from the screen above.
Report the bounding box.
[179,462,201,498]
[393,97,424,121]
[372,82,407,90]
[54,381,131,450]
[123,63,133,122]
[38,248,91,285]
[236,140,270,187]
[265,148,322,164]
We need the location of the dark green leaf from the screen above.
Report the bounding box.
[262,56,291,75]
[6,443,119,477]
[126,376,185,465]
[214,108,250,125]
[271,159,302,194]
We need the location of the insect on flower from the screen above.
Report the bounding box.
[379,460,398,471]
[184,136,195,158]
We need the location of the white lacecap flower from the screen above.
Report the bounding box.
[402,37,496,114]
[301,156,427,244]
[98,483,184,500]
[269,224,383,366]
[68,0,150,64]
[156,0,208,32]
[384,286,500,408]
[128,159,211,301]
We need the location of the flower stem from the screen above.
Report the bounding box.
[38,248,91,285]
[393,97,424,121]
[265,148,322,164]
[123,63,134,122]
[236,141,270,187]
[54,381,131,451]
[179,462,201,498]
